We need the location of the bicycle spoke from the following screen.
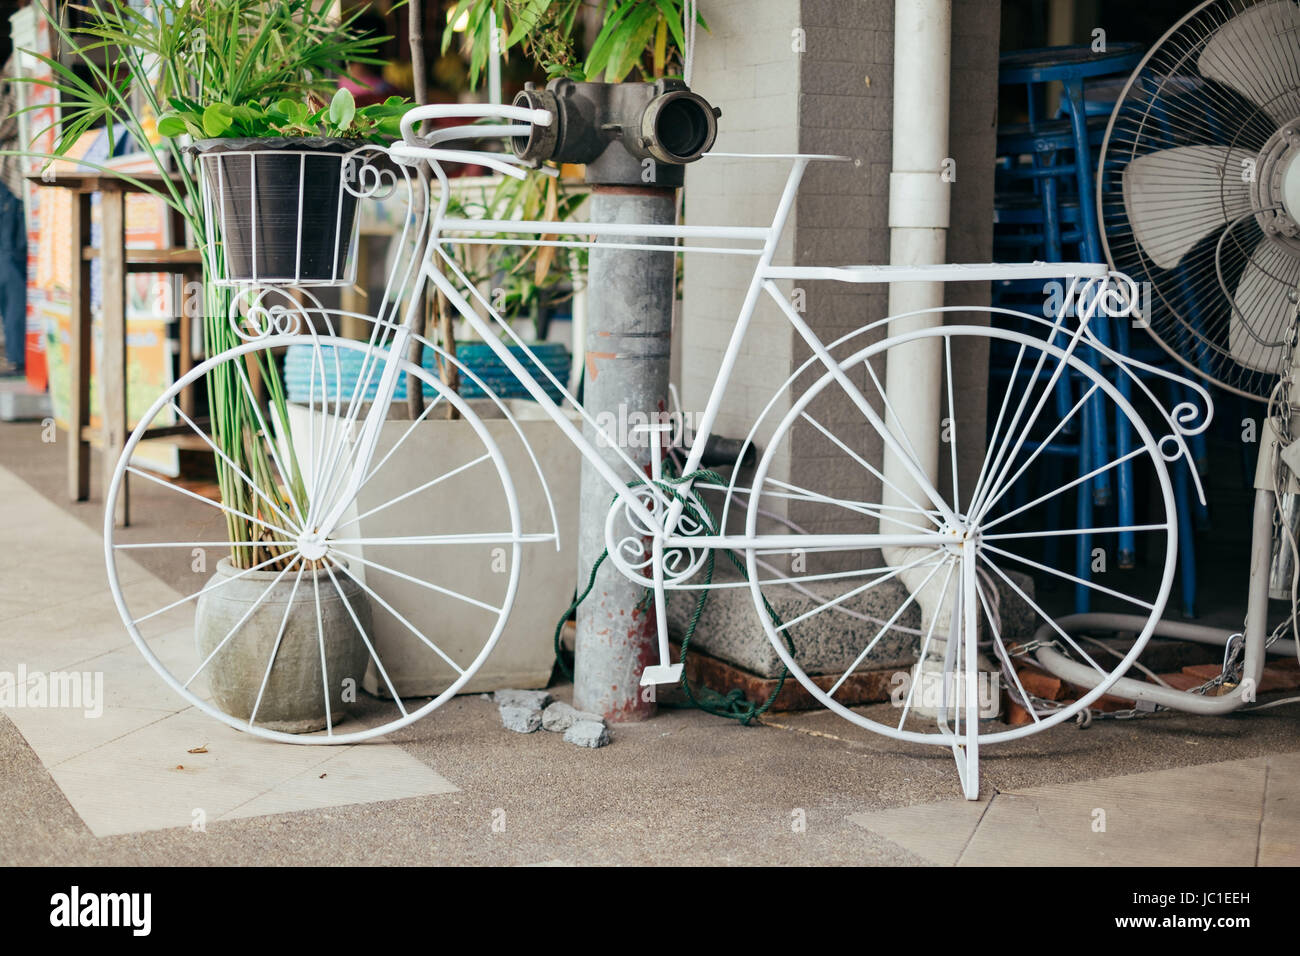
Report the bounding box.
[979,446,1146,532]
[799,413,940,521]
[897,559,957,730]
[860,358,940,505]
[973,381,1101,527]
[332,560,467,675]
[752,479,937,522]
[126,466,296,542]
[967,342,1026,512]
[944,335,961,513]
[967,335,1068,520]
[135,548,298,626]
[248,561,306,727]
[970,332,1086,521]
[323,562,408,717]
[681,561,936,591]
[307,335,356,527]
[307,328,393,523]
[344,551,502,615]
[763,475,939,534]
[937,570,962,734]
[776,549,942,633]
[335,453,492,530]
[230,352,307,529]
[981,542,1155,610]
[359,393,445,490]
[829,555,950,698]
[973,574,1039,725]
[328,532,546,546]
[169,401,299,534]
[981,523,1167,541]
[184,555,302,688]
[312,567,333,737]
[304,341,366,530]
[114,540,295,550]
[978,553,1109,676]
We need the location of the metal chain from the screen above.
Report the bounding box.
[1003,638,1157,724]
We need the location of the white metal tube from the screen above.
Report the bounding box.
[488,9,502,106]
[398,104,552,142]
[881,0,955,649]
[438,217,772,241]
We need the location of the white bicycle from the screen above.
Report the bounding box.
[105,103,1207,797]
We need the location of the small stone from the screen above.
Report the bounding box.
[542,701,604,733]
[564,720,611,748]
[494,688,553,710]
[499,703,542,733]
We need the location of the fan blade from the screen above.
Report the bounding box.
[1199,0,1300,127]
[1229,240,1298,373]
[1122,145,1254,269]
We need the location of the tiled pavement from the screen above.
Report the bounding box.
[1,459,1298,863]
[0,465,456,838]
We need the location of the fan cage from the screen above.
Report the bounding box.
[1098,0,1300,401]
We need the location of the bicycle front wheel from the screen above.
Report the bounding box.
[105,333,521,743]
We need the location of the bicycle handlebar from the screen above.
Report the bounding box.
[399,104,553,145]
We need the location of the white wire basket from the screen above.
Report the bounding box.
[194,138,365,287]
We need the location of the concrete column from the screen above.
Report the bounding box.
[573,186,678,721]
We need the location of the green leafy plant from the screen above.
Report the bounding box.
[435,1,704,345]
[442,0,706,87]
[157,89,415,142]
[8,0,391,569]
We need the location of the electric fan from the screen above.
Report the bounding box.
[1033,0,1300,720]
[1099,0,1300,401]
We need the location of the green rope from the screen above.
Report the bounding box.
[553,468,798,726]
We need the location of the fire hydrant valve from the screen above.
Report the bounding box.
[511,78,719,187]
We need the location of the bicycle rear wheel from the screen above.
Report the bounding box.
[744,322,1179,745]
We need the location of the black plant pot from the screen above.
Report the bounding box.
[192,137,365,284]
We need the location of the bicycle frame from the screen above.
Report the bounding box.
[326,107,1118,553]
[300,103,1182,689]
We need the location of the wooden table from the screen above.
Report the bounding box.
[28,171,202,527]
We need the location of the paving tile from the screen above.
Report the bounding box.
[0,464,460,837]
[49,710,339,836]
[848,753,1282,866]
[1259,751,1300,866]
[219,743,458,822]
[5,704,174,768]
[70,642,196,714]
[1,596,134,669]
[847,795,990,865]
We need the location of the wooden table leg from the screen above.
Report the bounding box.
[100,188,128,527]
[177,266,199,418]
[67,191,92,502]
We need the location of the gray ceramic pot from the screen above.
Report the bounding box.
[194,557,371,733]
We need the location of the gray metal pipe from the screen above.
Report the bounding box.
[573,186,677,721]
[1034,489,1283,714]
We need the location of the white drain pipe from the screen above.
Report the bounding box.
[880,1,954,647]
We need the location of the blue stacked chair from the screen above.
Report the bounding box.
[992,43,1204,617]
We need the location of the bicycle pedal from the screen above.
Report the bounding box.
[641,664,683,686]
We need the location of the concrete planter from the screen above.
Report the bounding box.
[286,398,580,697]
[194,557,371,733]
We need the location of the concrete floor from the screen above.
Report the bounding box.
[1,419,1298,866]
